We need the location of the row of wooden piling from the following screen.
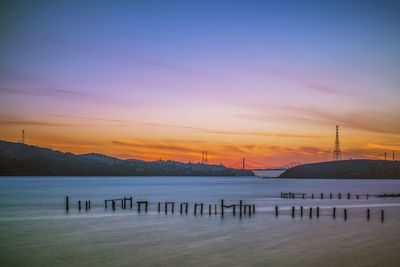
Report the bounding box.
[275,206,385,222]
[281,192,370,200]
[65,196,385,221]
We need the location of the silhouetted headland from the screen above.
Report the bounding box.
[0,140,253,176]
[279,160,400,179]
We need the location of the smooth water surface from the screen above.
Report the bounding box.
[0,176,399,267]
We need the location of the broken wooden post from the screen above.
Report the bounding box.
[338,193,342,199]
[300,206,303,217]
[316,207,319,218]
[194,203,197,215]
[381,210,384,222]
[88,200,91,210]
[356,194,359,199]
[344,208,347,220]
[321,193,323,199]
[112,200,115,211]
[209,204,211,215]
[366,194,369,199]
[312,194,314,199]
[291,206,295,217]
[302,193,305,199]
[158,202,161,213]
[309,207,312,218]
[252,204,255,214]
[78,200,81,211]
[367,208,370,220]
[333,207,336,218]
[239,200,243,217]
[347,193,350,199]
[330,193,332,199]
[104,200,107,209]
[65,196,69,212]
[248,205,252,217]
[233,205,236,216]
[214,204,217,215]
[221,199,224,217]
[85,201,88,211]
[275,206,278,216]
[130,197,133,208]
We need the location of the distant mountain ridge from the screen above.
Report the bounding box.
[279,159,400,179]
[0,140,253,176]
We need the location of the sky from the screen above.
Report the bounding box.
[0,0,399,168]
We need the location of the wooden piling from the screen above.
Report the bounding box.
[85,201,88,211]
[157,202,160,213]
[302,193,305,199]
[233,205,236,216]
[338,193,342,199]
[252,204,255,214]
[347,193,350,199]
[186,203,189,214]
[321,193,323,199]
[65,196,69,212]
[209,204,211,215]
[333,207,336,218]
[312,194,314,199]
[291,206,295,217]
[88,200,91,210]
[366,194,369,199]
[78,200,81,211]
[243,205,247,215]
[356,194,359,199]
[344,208,347,220]
[165,203,167,214]
[367,208,370,220]
[248,205,252,217]
[104,200,107,209]
[112,200,115,211]
[300,206,303,217]
[214,204,217,215]
[381,210,384,222]
[275,206,278,216]
[239,200,243,217]
[330,193,332,199]
[172,203,175,214]
[309,207,312,218]
[316,207,319,218]
[130,197,133,208]
[221,199,224,217]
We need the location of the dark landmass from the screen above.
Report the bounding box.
[279,159,400,179]
[0,140,253,176]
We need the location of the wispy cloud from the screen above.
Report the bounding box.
[0,117,73,127]
[255,67,353,95]
[48,113,326,138]
[240,104,400,135]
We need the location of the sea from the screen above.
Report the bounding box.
[0,176,399,267]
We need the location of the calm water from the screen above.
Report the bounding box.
[0,176,400,267]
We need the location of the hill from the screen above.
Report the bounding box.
[279,159,400,179]
[0,140,253,176]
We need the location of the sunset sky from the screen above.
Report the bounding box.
[1,0,399,167]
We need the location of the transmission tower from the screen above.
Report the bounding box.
[332,125,342,161]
